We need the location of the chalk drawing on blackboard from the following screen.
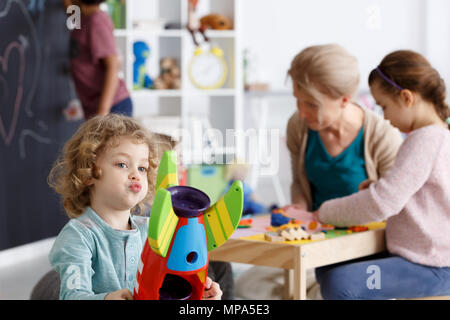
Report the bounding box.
[1,0,46,151]
[0,0,42,119]
[0,41,25,146]
[19,129,51,159]
[37,120,48,131]
[18,35,28,50]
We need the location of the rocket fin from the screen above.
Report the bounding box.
[155,151,178,191]
[204,180,244,251]
[148,188,178,257]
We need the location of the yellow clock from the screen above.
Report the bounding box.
[188,45,228,90]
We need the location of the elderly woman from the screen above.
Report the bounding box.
[286,44,403,211]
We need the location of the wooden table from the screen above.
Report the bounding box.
[209,215,386,300]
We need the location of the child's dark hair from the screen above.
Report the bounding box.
[369,50,450,129]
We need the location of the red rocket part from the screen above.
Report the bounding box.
[134,216,208,300]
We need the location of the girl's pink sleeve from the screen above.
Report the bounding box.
[317,128,443,227]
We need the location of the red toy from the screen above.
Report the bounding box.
[133,151,243,300]
[348,226,369,233]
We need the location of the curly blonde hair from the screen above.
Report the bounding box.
[48,114,161,219]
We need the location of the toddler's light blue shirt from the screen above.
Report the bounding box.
[49,207,148,300]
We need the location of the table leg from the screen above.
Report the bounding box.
[283,269,293,299]
[293,247,307,300]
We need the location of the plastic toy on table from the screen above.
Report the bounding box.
[133,151,244,300]
[269,204,373,235]
[238,215,253,228]
[270,208,294,227]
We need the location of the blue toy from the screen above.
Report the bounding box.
[226,180,267,215]
[270,208,293,227]
[133,41,154,89]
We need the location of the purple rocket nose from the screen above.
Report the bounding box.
[167,186,211,218]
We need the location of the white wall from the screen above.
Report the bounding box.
[242,0,427,92]
[424,0,450,92]
[240,0,450,205]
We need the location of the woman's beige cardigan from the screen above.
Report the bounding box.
[286,107,404,210]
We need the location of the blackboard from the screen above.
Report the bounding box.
[0,0,81,250]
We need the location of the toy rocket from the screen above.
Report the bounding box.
[134,151,243,300]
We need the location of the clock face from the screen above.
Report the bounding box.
[189,51,227,89]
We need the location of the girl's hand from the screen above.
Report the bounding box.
[105,288,134,300]
[202,277,222,300]
[358,179,375,191]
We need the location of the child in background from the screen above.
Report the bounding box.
[64,0,132,119]
[315,50,450,299]
[48,114,222,300]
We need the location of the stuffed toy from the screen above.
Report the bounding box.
[187,0,208,46]
[133,41,154,89]
[154,57,181,90]
[200,14,232,30]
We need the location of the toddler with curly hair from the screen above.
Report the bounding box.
[48,114,222,300]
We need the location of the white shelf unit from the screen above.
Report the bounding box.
[112,0,244,165]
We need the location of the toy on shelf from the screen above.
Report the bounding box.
[188,44,228,90]
[63,99,84,121]
[106,0,125,29]
[133,151,244,300]
[186,2,230,90]
[200,14,232,30]
[154,58,181,90]
[187,0,208,46]
[133,41,154,90]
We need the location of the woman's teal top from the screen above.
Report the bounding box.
[305,127,368,211]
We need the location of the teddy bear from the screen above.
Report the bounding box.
[154,57,181,90]
[200,14,232,30]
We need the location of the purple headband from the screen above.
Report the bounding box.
[376,67,404,91]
